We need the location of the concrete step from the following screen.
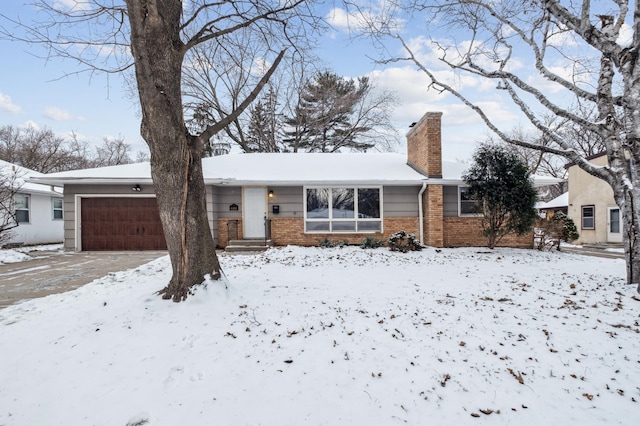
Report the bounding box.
[225,239,272,253]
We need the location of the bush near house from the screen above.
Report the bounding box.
[360,237,384,249]
[535,212,580,251]
[388,231,422,253]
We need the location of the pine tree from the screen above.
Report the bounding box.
[284,72,374,152]
[463,144,539,249]
[246,86,281,152]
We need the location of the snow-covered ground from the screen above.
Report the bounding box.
[0,244,64,264]
[1,246,638,425]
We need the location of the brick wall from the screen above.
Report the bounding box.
[217,217,420,247]
[271,217,420,246]
[406,112,443,178]
[443,217,533,248]
[424,184,444,246]
[219,214,532,249]
[216,218,243,248]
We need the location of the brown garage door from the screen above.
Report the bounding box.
[81,197,167,250]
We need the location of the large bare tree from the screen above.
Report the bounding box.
[360,0,640,292]
[0,164,23,247]
[1,1,319,301]
[1,125,139,172]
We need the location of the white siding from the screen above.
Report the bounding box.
[9,193,64,245]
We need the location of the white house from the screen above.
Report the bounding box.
[0,160,64,246]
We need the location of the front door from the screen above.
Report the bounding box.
[243,187,266,238]
[607,207,622,243]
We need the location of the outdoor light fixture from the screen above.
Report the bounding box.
[269,190,274,198]
[132,184,142,192]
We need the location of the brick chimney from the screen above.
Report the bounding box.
[406,111,443,178]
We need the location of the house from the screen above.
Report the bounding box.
[0,160,64,247]
[566,153,622,244]
[29,112,560,251]
[537,192,568,218]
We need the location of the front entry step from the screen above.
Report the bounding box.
[225,239,273,253]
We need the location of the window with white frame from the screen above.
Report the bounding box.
[458,187,482,215]
[581,205,595,229]
[14,194,30,223]
[53,198,63,220]
[305,187,382,232]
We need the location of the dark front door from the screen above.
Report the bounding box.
[81,197,167,250]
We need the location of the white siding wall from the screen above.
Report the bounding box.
[9,193,64,245]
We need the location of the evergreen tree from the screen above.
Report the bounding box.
[246,86,281,152]
[463,144,538,249]
[284,71,375,152]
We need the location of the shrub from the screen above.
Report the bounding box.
[318,238,349,248]
[360,236,384,249]
[388,231,422,253]
[534,212,579,251]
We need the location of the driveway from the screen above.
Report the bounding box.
[0,250,167,308]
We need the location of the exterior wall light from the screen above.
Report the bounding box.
[268,190,274,198]
[132,184,142,192]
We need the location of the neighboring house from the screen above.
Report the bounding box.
[30,112,560,252]
[0,160,64,246]
[537,192,568,218]
[566,153,622,244]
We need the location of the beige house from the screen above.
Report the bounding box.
[30,112,559,251]
[567,154,622,244]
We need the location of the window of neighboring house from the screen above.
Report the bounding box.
[305,187,382,233]
[458,187,482,215]
[15,194,30,223]
[53,198,63,220]
[582,205,595,229]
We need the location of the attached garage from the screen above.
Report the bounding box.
[81,197,167,250]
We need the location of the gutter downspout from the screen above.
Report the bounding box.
[418,182,427,245]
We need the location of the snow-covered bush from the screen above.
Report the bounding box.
[360,236,384,249]
[388,231,422,253]
[535,212,579,251]
[318,238,349,248]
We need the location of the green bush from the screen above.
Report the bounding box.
[360,236,384,249]
[318,238,349,248]
[388,231,422,253]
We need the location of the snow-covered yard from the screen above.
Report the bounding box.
[0,244,64,264]
[0,246,638,425]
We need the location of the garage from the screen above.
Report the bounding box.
[81,197,167,251]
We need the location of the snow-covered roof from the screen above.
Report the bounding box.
[29,153,562,187]
[0,160,63,197]
[537,192,569,210]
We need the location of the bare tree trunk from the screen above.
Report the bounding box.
[616,163,640,290]
[126,0,220,301]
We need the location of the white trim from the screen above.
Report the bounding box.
[607,206,622,243]
[303,185,384,234]
[242,187,267,239]
[52,197,63,220]
[581,205,595,230]
[14,193,30,224]
[74,194,158,251]
[457,186,482,217]
[418,182,427,245]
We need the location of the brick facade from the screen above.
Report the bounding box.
[217,217,420,248]
[443,217,533,248]
[214,111,533,251]
[424,184,444,246]
[216,218,244,248]
[407,112,443,178]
